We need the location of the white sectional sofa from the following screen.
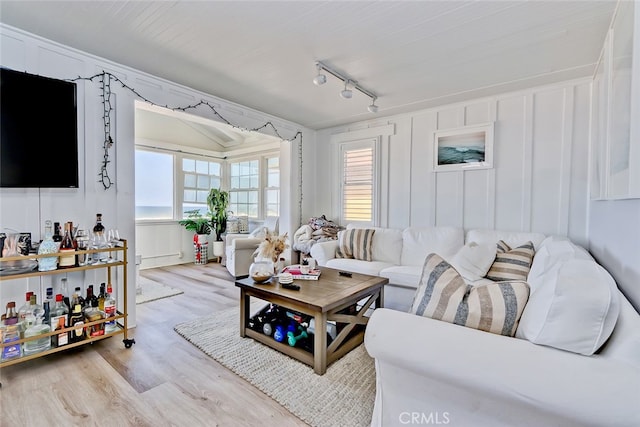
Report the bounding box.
[311,225,640,426]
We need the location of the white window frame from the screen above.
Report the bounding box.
[228,151,280,220]
[331,124,395,227]
[337,138,379,227]
[134,146,224,223]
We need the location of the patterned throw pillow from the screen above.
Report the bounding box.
[411,253,530,336]
[485,240,535,281]
[335,228,375,261]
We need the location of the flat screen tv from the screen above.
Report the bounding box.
[1,68,79,188]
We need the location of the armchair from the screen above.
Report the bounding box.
[225,216,279,278]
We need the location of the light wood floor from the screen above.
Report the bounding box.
[0,262,308,427]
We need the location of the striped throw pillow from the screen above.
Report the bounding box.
[411,253,530,336]
[485,240,535,281]
[456,280,530,336]
[335,228,375,261]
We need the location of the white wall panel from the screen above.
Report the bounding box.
[314,78,592,249]
[531,88,567,236]
[494,95,527,232]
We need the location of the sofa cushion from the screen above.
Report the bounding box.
[336,228,375,261]
[379,265,423,288]
[346,224,403,264]
[411,253,530,336]
[400,226,464,266]
[466,229,546,251]
[528,236,593,288]
[516,258,620,355]
[449,242,496,281]
[485,240,535,282]
[326,258,395,277]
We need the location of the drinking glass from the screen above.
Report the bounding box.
[76,229,90,266]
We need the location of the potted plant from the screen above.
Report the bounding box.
[207,188,230,257]
[179,209,211,242]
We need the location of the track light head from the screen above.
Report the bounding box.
[313,73,326,86]
[313,63,327,85]
[340,80,353,99]
[367,99,379,113]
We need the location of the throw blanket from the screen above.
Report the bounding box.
[292,215,343,254]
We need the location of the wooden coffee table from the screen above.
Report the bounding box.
[235,267,387,375]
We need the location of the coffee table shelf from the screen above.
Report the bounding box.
[236,267,386,375]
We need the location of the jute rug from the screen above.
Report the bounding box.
[136,277,183,304]
[174,304,376,427]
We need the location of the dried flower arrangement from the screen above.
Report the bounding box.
[254,231,289,263]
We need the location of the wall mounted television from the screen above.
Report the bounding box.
[0,68,79,188]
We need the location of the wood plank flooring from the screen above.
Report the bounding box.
[0,262,308,427]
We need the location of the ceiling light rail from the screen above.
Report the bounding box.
[313,61,379,113]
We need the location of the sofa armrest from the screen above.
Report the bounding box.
[310,240,339,266]
[230,237,262,250]
[365,308,640,426]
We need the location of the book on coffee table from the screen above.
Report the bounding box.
[281,265,321,280]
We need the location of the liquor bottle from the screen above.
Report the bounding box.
[50,294,69,347]
[17,291,35,333]
[69,304,85,343]
[104,284,117,333]
[54,278,68,300]
[85,285,98,312]
[37,220,59,272]
[58,222,76,268]
[98,283,106,311]
[52,222,62,243]
[3,301,19,326]
[45,287,54,306]
[93,213,105,235]
[42,301,51,327]
[24,294,43,329]
[92,214,109,263]
[23,316,51,355]
[85,293,105,338]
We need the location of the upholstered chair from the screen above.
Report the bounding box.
[225,216,279,278]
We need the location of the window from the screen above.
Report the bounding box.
[228,155,279,219]
[229,160,259,218]
[135,150,174,219]
[265,156,280,217]
[182,158,221,216]
[340,141,375,224]
[135,148,223,221]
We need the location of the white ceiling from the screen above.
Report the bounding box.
[0,1,617,130]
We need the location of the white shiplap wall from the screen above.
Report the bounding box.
[313,79,591,247]
[0,25,306,325]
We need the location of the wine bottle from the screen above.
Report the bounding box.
[52,222,62,243]
[58,222,76,268]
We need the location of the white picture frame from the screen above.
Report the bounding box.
[433,123,494,172]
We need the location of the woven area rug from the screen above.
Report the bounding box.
[136,277,183,304]
[174,304,376,427]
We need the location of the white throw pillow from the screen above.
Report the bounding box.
[516,258,620,355]
[449,242,496,282]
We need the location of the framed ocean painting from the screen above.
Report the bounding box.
[433,123,494,172]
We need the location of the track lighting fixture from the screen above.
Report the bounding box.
[340,80,353,99]
[313,61,379,113]
[367,98,379,113]
[313,63,327,85]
